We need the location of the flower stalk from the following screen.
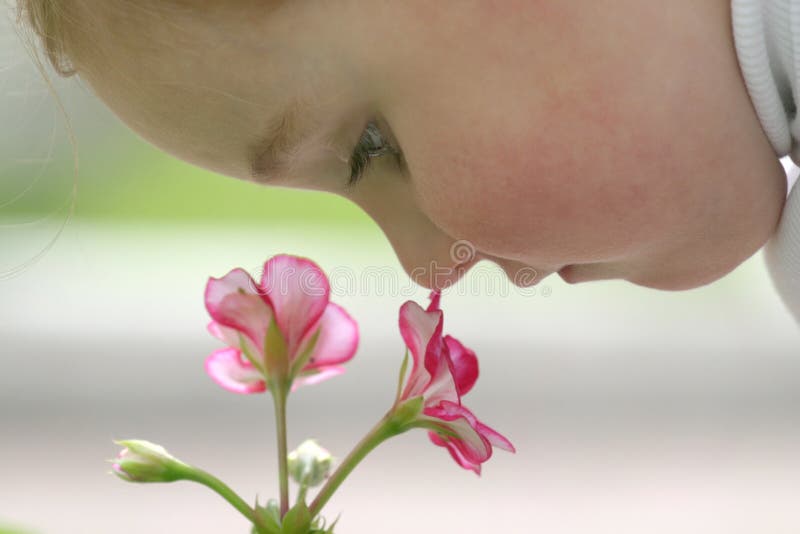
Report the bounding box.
[308,401,420,518]
[295,484,309,508]
[182,468,257,525]
[272,383,290,519]
[308,414,391,517]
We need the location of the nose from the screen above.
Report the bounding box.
[348,176,481,290]
[377,214,479,291]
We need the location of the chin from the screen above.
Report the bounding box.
[559,259,740,291]
[625,265,737,291]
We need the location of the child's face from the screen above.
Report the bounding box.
[72,0,787,290]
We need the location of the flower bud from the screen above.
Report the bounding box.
[111,440,189,483]
[287,439,333,487]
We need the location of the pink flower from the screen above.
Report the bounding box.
[204,255,358,394]
[397,292,515,474]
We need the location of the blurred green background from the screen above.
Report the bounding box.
[1,83,372,226]
[5,134,371,224]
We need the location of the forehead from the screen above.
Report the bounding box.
[69,0,334,180]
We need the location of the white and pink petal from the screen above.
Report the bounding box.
[301,302,359,370]
[428,432,483,475]
[425,402,492,463]
[260,255,330,354]
[475,420,516,453]
[291,366,347,391]
[207,321,262,363]
[205,348,266,394]
[398,301,442,400]
[443,335,479,397]
[419,347,460,407]
[205,269,273,353]
[426,291,442,312]
[423,401,514,473]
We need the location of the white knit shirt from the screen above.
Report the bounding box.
[732,0,800,325]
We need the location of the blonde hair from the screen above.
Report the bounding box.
[15,0,79,77]
[7,0,80,280]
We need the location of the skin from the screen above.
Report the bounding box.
[64,0,787,291]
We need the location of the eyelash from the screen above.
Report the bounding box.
[347,120,399,187]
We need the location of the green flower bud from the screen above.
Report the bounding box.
[287,439,333,487]
[111,439,189,483]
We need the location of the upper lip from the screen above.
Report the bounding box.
[491,258,553,287]
[556,265,576,283]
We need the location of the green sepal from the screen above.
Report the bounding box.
[310,514,339,534]
[252,499,282,534]
[252,499,335,534]
[237,332,266,375]
[409,420,459,439]
[388,396,424,431]
[289,329,320,381]
[393,350,410,405]
[264,317,289,384]
[327,515,340,533]
[281,501,312,534]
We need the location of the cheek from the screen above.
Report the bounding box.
[408,126,655,265]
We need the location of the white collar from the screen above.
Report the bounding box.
[732,0,797,158]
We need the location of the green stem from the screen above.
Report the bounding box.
[183,468,255,524]
[309,412,400,517]
[273,385,290,519]
[296,483,309,507]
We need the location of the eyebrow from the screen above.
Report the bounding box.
[248,98,308,182]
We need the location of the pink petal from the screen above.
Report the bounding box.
[443,335,479,397]
[205,269,273,355]
[419,345,460,407]
[207,320,227,342]
[426,290,442,312]
[207,321,261,362]
[429,431,482,475]
[423,401,514,472]
[260,255,330,355]
[425,402,492,464]
[476,420,516,453]
[205,348,266,394]
[302,302,359,370]
[291,366,346,391]
[398,301,443,400]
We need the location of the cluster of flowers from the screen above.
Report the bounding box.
[112,255,514,533]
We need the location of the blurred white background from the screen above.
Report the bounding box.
[2,5,800,534]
